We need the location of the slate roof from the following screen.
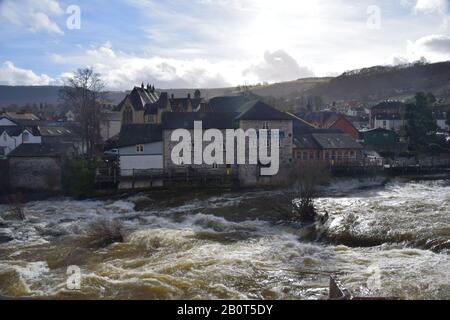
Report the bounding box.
[294,135,321,149]
[0,126,23,137]
[117,124,163,147]
[236,100,296,121]
[170,97,203,112]
[116,87,161,112]
[162,112,238,130]
[371,101,405,110]
[311,133,363,149]
[8,143,73,158]
[208,96,253,113]
[145,92,170,115]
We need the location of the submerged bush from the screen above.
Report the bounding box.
[85,219,125,248]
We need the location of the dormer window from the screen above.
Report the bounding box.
[23,132,30,142]
[136,144,144,152]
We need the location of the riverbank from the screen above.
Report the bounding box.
[2,171,449,205]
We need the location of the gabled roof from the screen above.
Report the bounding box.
[0,116,20,126]
[117,124,162,147]
[0,126,23,137]
[116,87,161,111]
[162,112,238,130]
[236,100,296,121]
[169,97,204,112]
[8,143,73,158]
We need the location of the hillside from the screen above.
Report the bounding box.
[307,61,450,103]
[1,61,449,107]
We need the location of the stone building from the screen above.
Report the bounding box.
[8,143,75,192]
[236,101,295,187]
[115,84,171,125]
[162,112,238,175]
[115,84,208,126]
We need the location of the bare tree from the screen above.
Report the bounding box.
[59,68,105,159]
[273,161,330,224]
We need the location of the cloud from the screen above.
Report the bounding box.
[407,34,450,60]
[51,43,318,90]
[0,61,55,85]
[0,0,63,34]
[51,43,237,90]
[413,0,448,14]
[244,50,314,83]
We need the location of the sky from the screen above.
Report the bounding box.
[0,0,450,90]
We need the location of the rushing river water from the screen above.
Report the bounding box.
[0,179,449,300]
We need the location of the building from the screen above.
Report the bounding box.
[169,91,207,112]
[115,85,208,125]
[38,123,85,155]
[115,84,171,125]
[0,116,41,157]
[99,112,122,142]
[8,143,75,192]
[161,112,238,174]
[161,100,295,187]
[0,112,40,122]
[432,108,449,132]
[373,113,405,131]
[370,101,404,129]
[360,128,399,153]
[236,100,295,186]
[292,115,363,165]
[117,124,163,182]
[294,132,363,165]
[303,112,360,140]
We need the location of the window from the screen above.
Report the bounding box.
[136,144,144,152]
[124,105,133,124]
[262,121,270,129]
[23,132,29,142]
[212,163,218,169]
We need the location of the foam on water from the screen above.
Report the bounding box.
[0,179,449,299]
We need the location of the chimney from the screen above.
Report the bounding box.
[147,83,151,92]
[171,94,174,99]
[187,93,191,99]
[141,82,144,89]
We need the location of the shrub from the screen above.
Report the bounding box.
[85,219,124,248]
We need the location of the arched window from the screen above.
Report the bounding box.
[123,105,133,124]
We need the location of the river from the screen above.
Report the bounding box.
[0,178,449,299]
